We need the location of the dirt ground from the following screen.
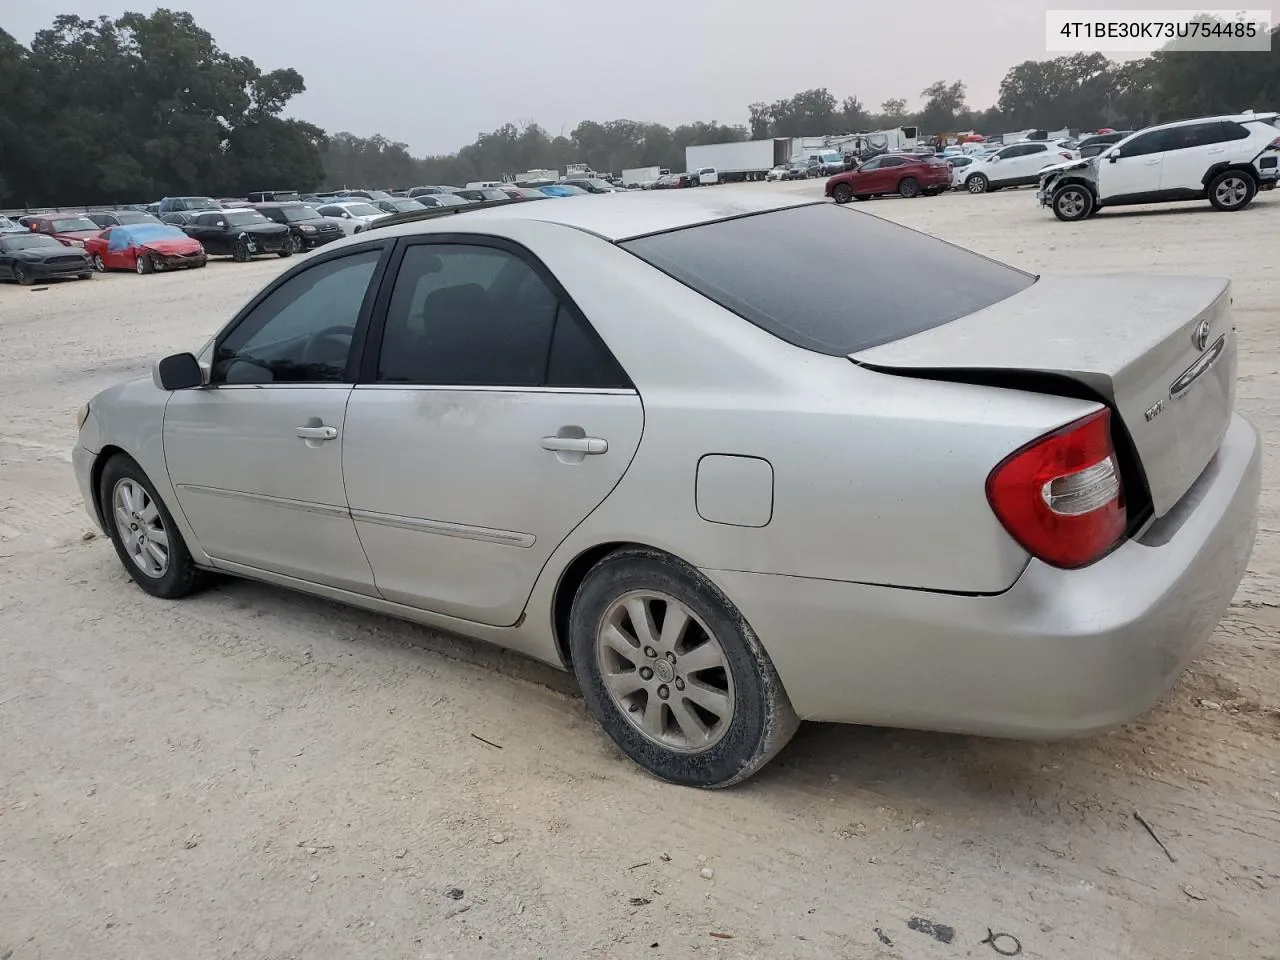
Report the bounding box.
[2,185,1278,960]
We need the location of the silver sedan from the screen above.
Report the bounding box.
[73,192,1260,787]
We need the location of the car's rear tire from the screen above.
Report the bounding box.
[98,453,207,600]
[966,174,988,194]
[92,254,107,273]
[898,177,920,198]
[1208,170,1256,211]
[14,264,32,285]
[831,183,854,204]
[1051,183,1095,222]
[569,548,799,789]
[136,255,154,275]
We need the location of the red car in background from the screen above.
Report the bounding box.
[825,154,952,203]
[24,213,103,248]
[84,222,207,275]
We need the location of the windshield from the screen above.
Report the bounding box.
[183,198,219,209]
[119,224,188,243]
[279,205,323,223]
[340,203,382,217]
[384,199,422,211]
[114,211,157,224]
[52,217,98,232]
[2,234,62,251]
[585,179,614,190]
[225,211,269,226]
[622,203,1035,356]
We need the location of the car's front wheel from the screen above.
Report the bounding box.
[966,174,988,194]
[1208,170,1256,212]
[831,183,854,204]
[136,254,154,275]
[92,254,107,273]
[13,264,32,285]
[99,454,206,600]
[569,548,799,788]
[232,240,252,262]
[1052,183,1095,222]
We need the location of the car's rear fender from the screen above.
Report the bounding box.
[1201,161,1260,188]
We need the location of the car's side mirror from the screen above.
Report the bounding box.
[153,352,205,391]
[1108,149,1121,162]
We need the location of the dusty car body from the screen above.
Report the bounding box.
[72,192,1260,788]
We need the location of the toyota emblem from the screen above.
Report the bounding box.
[1193,319,1211,352]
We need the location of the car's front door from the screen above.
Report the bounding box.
[341,238,644,626]
[1096,129,1170,201]
[99,227,127,269]
[163,244,389,593]
[854,156,885,192]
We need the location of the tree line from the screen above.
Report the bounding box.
[2,10,1276,207]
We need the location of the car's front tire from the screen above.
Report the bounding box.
[966,174,988,194]
[1208,170,1256,212]
[136,254,154,275]
[99,453,206,600]
[1051,183,1095,222]
[569,548,799,788]
[232,240,252,262]
[14,264,33,285]
[92,254,107,273]
[831,183,854,204]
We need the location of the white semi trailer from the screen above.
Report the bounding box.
[684,138,795,183]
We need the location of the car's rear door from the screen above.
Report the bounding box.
[341,235,643,627]
[163,242,391,592]
[1157,122,1228,193]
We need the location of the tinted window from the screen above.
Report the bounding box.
[1217,121,1252,142]
[621,203,1036,356]
[859,157,882,170]
[376,243,627,388]
[214,250,381,384]
[225,210,268,226]
[881,157,907,167]
[1164,123,1222,150]
[1120,130,1171,157]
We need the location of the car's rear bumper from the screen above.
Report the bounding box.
[704,413,1260,737]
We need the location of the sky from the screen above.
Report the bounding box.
[4,1,1202,156]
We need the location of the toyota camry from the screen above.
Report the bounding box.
[72,192,1260,788]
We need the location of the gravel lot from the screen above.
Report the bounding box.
[2,185,1278,960]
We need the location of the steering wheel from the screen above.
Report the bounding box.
[301,324,355,365]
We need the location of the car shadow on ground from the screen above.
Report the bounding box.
[195,573,1172,816]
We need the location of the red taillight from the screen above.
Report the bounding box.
[985,409,1126,569]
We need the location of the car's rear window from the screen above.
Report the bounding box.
[620,203,1036,356]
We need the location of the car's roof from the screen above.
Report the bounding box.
[1146,112,1278,131]
[370,190,819,243]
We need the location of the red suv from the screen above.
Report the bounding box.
[825,154,952,203]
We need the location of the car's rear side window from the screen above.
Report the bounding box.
[620,203,1036,356]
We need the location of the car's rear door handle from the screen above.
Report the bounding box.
[541,436,607,455]
[296,425,338,440]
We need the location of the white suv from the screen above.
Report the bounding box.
[1038,112,1280,221]
[959,141,1078,193]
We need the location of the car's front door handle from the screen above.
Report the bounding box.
[541,436,608,455]
[296,425,338,441]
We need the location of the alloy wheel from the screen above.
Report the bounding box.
[595,590,736,753]
[1215,175,1249,208]
[93,254,107,272]
[1057,190,1087,218]
[112,478,170,578]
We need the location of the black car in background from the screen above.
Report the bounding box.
[456,188,512,202]
[254,203,344,253]
[175,209,291,261]
[1076,131,1133,158]
[0,233,92,284]
[87,210,162,228]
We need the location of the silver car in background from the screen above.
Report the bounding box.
[73,192,1259,787]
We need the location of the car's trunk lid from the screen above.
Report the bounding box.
[850,274,1236,518]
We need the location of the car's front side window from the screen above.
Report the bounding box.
[213,249,382,385]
